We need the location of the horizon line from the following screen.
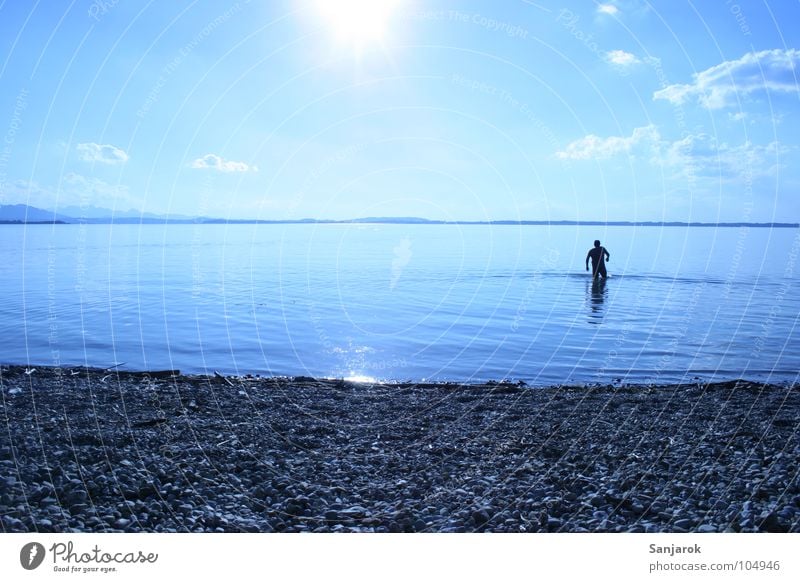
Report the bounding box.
[1,217,798,228]
[1,204,798,227]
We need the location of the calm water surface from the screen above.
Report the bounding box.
[1,223,798,385]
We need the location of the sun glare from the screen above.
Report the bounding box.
[315,0,403,50]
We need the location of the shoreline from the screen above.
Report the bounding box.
[2,365,798,533]
[2,362,792,390]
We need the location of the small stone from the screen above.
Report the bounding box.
[66,490,88,505]
[546,517,563,531]
[696,524,716,533]
[3,516,25,530]
[340,505,368,518]
[760,512,787,533]
[472,508,491,526]
[324,510,340,523]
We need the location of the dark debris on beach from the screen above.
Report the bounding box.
[1,365,799,533]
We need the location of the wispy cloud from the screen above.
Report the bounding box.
[556,125,660,159]
[663,134,785,180]
[597,4,619,15]
[76,142,129,164]
[605,49,640,67]
[190,153,257,173]
[653,48,800,109]
[5,173,134,209]
[62,172,133,203]
[557,126,787,182]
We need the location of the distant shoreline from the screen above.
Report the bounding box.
[2,219,798,228]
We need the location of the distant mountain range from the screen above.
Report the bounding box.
[1,204,798,227]
[0,204,192,224]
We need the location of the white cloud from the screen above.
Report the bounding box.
[556,125,660,160]
[663,134,785,180]
[190,153,256,173]
[605,49,639,67]
[597,4,619,15]
[557,126,787,183]
[62,172,133,203]
[653,48,800,109]
[76,142,129,164]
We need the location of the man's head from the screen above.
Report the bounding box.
[594,240,601,248]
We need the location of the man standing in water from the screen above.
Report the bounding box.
[586,240,610,279]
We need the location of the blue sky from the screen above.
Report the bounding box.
[0,0,798,221]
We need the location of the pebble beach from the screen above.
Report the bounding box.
[1,365,798,533]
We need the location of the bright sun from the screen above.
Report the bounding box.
[315,0,403,50]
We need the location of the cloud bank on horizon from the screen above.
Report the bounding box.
[0,0,797,222]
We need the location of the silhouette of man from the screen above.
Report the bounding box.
[586,239,610,279]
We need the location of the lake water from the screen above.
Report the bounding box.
[1,223,798,386]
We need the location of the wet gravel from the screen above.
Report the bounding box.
[2,365,798,532]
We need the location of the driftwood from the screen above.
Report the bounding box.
[214,371,235,386]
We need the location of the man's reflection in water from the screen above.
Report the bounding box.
[586,277,608,324]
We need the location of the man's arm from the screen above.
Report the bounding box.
[604,248,610,261]
[585,251,591,271]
